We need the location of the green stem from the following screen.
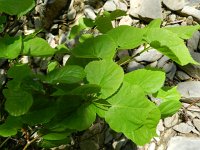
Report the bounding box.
[117,46,151,66]
[0,137,10,148]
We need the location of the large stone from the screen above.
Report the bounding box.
[181,6,200,22]
[163,0,185,11]
[134,49,163,62]
[193,119,200,132]
[129,0,162,21]
[177,81,200,102]
[179,51,200,79]
[173,122,193,133]
[103,0,117,11]
[167,136,200,150]
[187,31,200,51]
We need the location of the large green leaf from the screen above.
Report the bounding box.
[71,35,117,60]
[0,0,35,16]
[41,131,71,141]
[146,19,162,29]
[45,65,85,84]
[38,138,70,148]
[23,37,56,57]
[144,28,197,65]
[124,68,165,94]
[164,25,200,39]
[0,36,22,59]
[57,104,96,131]
[4,89,33,116]
[107,25,145,49]
[0,116,22,137]
[85,60,124,99]
[105,83,160,145]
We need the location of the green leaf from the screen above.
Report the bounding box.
[154,86,181,118]
[45,65,85,84]
[107,25,145,49]
[95,15,113,33]
[0,0,35,16]
[47,61,59,73]
[52,84,101,96]
[0,116,22,137]
[164,25,200,39]
[0,36,22,59]
[158,101,181,118]
[109,9,126,20]
[124,68,165,94]
[144,28,197,65]
[4,89,33,116]
[21,107,56,125]
[23,37,56,56]
[57,103,96,131]
[85,60,124,99]
[105,83,160,145]
[71,35,117,60]
[154,86,181,102]
[146,19,162,29]
[41,131,70,141]
[8,64,32,80]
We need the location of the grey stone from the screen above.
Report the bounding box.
[20,56,30,64]
[176,71,190,81]
[187,31,200,51]
[166,63,177,80]
[148,61,158,68]
[63,55,70,66]
[127,61,144,72]
[177,81,200,101]
[186,16,194,25]
[168,14,177,22]
[33,16,42,29]
[157,56,170,68]
[117,50,129,59]
[163,0,185,11]
[112,138,127,150]
[179,51,200,79]
[0,69,6,88]
[173,122,193,133]
[193,119,200,132]
[185,0,200,7]
[164,113,179,128]
[129,0,163,21]
[181,6,200,22]
[157,120,165,132]
[103,0,117,11]
[84,6,96,20]
[134,49,163,62]
[167,136,200,150]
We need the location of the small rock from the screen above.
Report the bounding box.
[134,49,163,62]
[115,0,127,12]
[163,0,185,11]
[173,122,193,133]
[148,61,158,68]
[127,61,144,72]
[187,31,200,51]
[167,136,200,150]
[177,81,200,102]
[168,14,177,22]
[119,16,133,26]
[164,113,179,128]
[0,69,6,88]
[157,120,165,132]
[176,71,190,81]
[67,7,76,20]
[193,119,200,132]
[63,55,70,66]
[112,138,127,150]
[117,50,129,59]
[33,16,42,29]
[148,142,156,150]
[20,56,30,64]
[157,56,170,68]
[84,6,96,20]
[163,128,177,141]
[181,6,200,22]
[103,0,117,11]
[186,16,194,25]
[129,0,163,21]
